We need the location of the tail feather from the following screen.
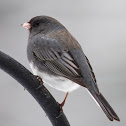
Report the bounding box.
[88,89,120,121]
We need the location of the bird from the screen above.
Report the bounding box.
[22,15,120,121]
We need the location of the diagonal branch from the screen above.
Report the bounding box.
[0,51,70,126]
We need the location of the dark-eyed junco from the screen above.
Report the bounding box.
[22,15,120,121]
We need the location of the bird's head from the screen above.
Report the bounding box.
[22,16,65,36]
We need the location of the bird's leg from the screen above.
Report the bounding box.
[59,92,69,111]
[35,75,43,89]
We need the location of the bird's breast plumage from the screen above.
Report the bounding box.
[29,62,80,92]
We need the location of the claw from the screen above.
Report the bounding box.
[35,75,43,89]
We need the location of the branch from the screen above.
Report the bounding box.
[0,51,70,126]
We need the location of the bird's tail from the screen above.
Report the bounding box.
[88,89,120,121]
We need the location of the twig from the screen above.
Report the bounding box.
[0,51,70,126]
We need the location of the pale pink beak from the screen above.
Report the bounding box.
[21,22,31,29]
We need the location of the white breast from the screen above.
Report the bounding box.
[29,62,80,92]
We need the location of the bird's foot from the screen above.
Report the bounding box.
[59,102,64,113]
[56,99,67,118]
[55,102,64,118]
[59,92,69,112]
[56,92,69,118]
[35,75,43,89]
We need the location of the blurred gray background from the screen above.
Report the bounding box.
[0,0,125,126]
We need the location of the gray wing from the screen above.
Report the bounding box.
[30,35,82,80]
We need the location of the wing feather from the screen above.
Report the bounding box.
[32,35,81,78]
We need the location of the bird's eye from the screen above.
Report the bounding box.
[34,22,40,27]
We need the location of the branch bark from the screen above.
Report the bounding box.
[0,51,70,126]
